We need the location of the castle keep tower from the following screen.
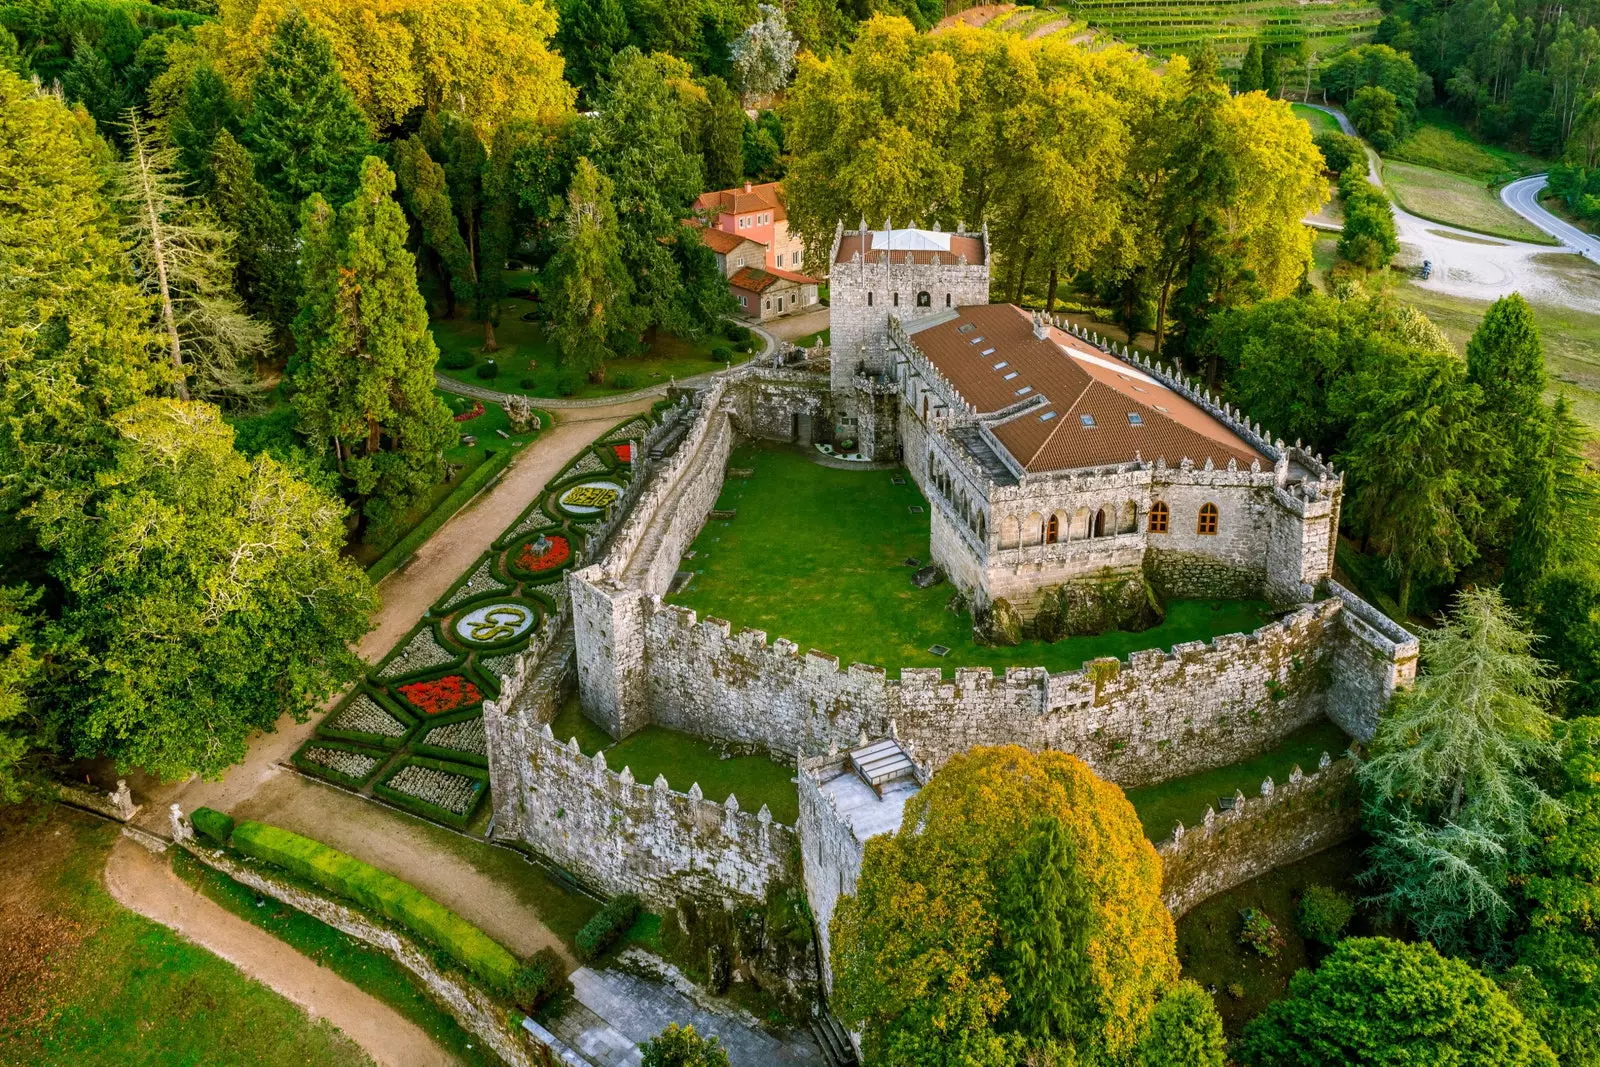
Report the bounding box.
[827,220,990,390]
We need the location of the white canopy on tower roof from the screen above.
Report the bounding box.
[868,228,952,253]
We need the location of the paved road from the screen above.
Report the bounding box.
[1503,174,1600,258]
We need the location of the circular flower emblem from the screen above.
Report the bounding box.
[454,602,536,646]
[559,480,622,514]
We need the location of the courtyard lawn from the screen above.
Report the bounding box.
[0,807,372,1067]
[1124,717,1352,841]
[432,308,751,400]
[1291,103,1340,135]
[669,443,1275,676]
[1382,159,1558,245]
[549,696,800,824]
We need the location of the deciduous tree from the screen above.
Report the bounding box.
[543,157,632,382]
[1135,980,1228,1067]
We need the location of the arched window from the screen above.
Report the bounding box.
[867,292,873,307]
[1198,502,1219,536]
[945,293,951,307]
[922,394,929,420]
[893,292,899,307]
[1119,500,1138,534]
[977,513,986,542]
[916,291,931,307]
[1148,501,1169,534]
[1093,508,1108,538]
[1046,514,1060,544]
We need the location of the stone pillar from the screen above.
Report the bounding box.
[568,567,652,739]
[169,803,192,843]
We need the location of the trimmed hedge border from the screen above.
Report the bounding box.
[367,447,516,584]
[191,806,235,849]
[318,687,419,750]
[229,819,519,990]
[292,737,392,789]
[373,621,467,683]
[413,709,490,767]
[373,755,490,830]
[576,893,641,961]
[445,597,545,652]
[389,667,493,720]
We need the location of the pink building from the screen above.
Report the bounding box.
[691,181,821,322]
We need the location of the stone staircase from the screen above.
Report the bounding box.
[847,739,917,796]
[809,1011,858,1067]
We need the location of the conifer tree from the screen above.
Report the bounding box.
[555,0,629,105]
[995,817,1094,1047]
[292,158,454,534]
[243,11,372,206]
[543,157,632,382]
[208,130,298,340]
[700,76,747,190]
[114,111,268,402]
[170,65,239,190]
[1511,394,1600,587]
[1136,981,1228,1067]
[394,134,475,316]
[1469,294,1548,431]
[1238,40,1264,92]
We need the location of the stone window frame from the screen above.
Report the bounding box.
[916,290,931,307]
[1046,514,1061,544]
[1197,502,1219,536]
[1149,501,1169,534]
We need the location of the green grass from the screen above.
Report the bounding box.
[230,820,520,989]
[549,695,800,824]
[794,327,831,347]
[1124,718,1352,841]
[1176,836,1394,1035]
[1386,112,1545,183]
[1291,103,1339,135]
[669,442,1275,675]
[1382,159,1558,245]
[0,807,373,1067]
[432,309,750,400]
[169,849,501,1067]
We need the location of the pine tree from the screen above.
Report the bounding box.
[700,76,746,190]
[995,817,1094,1048]
[1238,40,1264,92]
[394,134,475,316]
[243,11,372,206]
[208,130,298,341]
[170,65,239,190]
[543,157,632,382]
[1469,294,1548,427]
[291,157,454,534]
[555,0,629,105]
[114,111,268,402]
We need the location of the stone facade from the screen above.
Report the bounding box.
[1156,754,1361,916]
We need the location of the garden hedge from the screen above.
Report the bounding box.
[318,688,418,750]
[413,710,491,767]
[512,946,571,1012]
[291,737,392,789]
[191,806,235,848]
[231,820,519,990]
[367,448,515,583]
[576,893,641,961]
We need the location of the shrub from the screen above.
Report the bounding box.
[610,372,637,390]
[1240,907,1285,958]
[576,893,641,961]
[231,820,520,990]
[734,336,757,353]
[555,372,581,397]
[475,360,498,379]
[441,351,475,370]
[641,1023,730,1067]
[190,806,235,848]
[519,376,537,389]
[511,947,570,1012]
[721,323,752,344]
[1296,885,1355,946]
[710,345,733,363]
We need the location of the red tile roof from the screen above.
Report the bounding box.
[909,304,1264,474]
[695,226,761,256]
[729,266,780,293]
[695,181,787,220]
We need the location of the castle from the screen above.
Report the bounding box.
[479,219,1416,1024]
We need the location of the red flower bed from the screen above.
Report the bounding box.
[613,444,632,463]
[397,675,482,715]
[516,534,571,573]
[453,401,485,423]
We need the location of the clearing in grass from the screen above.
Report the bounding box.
[1382,159,1558,244]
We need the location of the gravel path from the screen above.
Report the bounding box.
[105,838,454,1067]
[1301,103,1600,313]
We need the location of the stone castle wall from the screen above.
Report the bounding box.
[512,723,799,909]
[635,594,1397,788]
[796,757,867,995]
[1157,754,1361,916]
[1322,581,1419,739]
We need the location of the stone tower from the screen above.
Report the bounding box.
[826,220,990,390]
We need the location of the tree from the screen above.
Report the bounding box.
[220,0,574,133]
[1236,938,1557,1067]
[0,70,163,521]
[1337,176,1399,271]
[543,158,632,382]
[242,11,373,206]
[1238,39,1264,93]
[555,0,629,105]
[1468,295,1547,437]
[640,1023,730,1067]
[169,65,240,190]
[732,4,798,106]
[0,585,42,803]
[1135,980,1228,1067]
[394,134,475,317]
[699,76,746,190]
[114,111,268,402]
[830,746,1178,1066]
[31,400,373,782]
[1529,561,1600,715]
[291,158,455,534]
[1359,587,1560,948]
[208,130,298,341]
[1314,130,1366,175]
[1348,85,1402,150]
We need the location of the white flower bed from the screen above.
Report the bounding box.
[304,746,382,780]
[377,628,454,679]
[566,450,607,477]
[386,764,480,815]
[439,559,510,611]
[479,651,521,680]
[425,717,487,757]
[330,695,409,738]
[602,418,650,444]
[504,506,557,543]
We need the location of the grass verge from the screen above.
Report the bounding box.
[0,805,372,1067]
[1124,718,1352,841]
[1382,159,1558,244]
[1291,103,1339,135]
[169,848,501,1067]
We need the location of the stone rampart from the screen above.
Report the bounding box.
[639,595,1391,789]
[1156,753,1361,916]
[513,724,800,909]
[1323,580,1419,740]
[174,838,571,1067]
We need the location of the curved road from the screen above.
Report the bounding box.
[1503,174,1600,258]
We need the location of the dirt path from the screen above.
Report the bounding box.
[130,397,655,836]
[104,838,455,1067]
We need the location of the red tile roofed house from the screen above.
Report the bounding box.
[690,180,820,321]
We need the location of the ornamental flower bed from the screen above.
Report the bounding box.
[305,746,383,780]
[613,444,632,463]
[453,401,485,423]
[324,694,413,747]
[397,674,483,716]
[516,535,570,573]
[376,627,457,680]
[420,717,488,760]
[374,757,490,826]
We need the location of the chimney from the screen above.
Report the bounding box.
[744,182,752,193]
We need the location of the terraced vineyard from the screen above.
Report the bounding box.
[978,1,1382,65]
